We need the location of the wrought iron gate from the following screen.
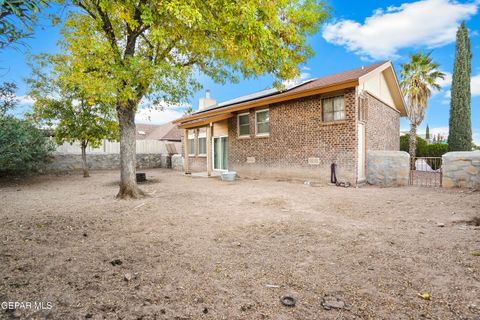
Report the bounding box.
[409,157,442,187]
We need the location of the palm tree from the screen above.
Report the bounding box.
[400,52,445,168]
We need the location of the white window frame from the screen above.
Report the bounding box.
[187,131,195,156]
[237,112,250,138]
[255,109,270,137]
[198,128,207,156]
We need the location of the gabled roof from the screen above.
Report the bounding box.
[145,122,182,141]
[174,61,406,128]
[136,123,161,140]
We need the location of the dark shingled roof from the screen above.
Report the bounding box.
[195,61,388,114]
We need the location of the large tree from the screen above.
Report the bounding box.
[27,54,119,178]
[0,81,17,116]
[400,52,445,167]
[63,0,328,198]
[0,0,47,50]
[448,22,472,151]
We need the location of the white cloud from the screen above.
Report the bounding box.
[136,98,191,124]
[15,95,35,106]
[441,74,480,102]
[472,74,480,96]
[300,71,311,81]
[135,108,184,125]
[322,0,479,60]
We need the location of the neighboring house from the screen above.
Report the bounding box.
[173,61,407,185]
[146,122,182,142]
[136,122,182,154]
[136,123,162,140]
[136,122,182,143]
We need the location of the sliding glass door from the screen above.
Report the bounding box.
[213,137,228,171]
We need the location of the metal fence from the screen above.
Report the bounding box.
[409,157,442,187]
[54,139,181,155]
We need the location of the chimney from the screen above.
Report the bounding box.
[198,89,217,111]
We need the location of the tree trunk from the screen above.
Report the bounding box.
[116,103,145,199]
[409,123,417,170]
[81,140,90,178]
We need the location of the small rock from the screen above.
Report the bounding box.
[202,307,208,314]
[280,295,296,307]
[160,309,166,314]
[437,223,445,227]
[322,296,346,310]
[83,233,88,237]
[85,313,93,319]
[124,273,132,281]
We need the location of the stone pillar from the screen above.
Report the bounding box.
[442,151,480,188]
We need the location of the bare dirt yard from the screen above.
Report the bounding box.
[0,169,479,320]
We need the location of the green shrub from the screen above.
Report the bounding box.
[424,143,449,170]
[400,134,428,156]
[424,143,449,157]
[0,116,54,175]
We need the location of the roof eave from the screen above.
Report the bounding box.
[173,79,359,125]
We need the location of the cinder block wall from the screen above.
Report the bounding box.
[442,151,480,188]
[365,93,401,151]
[366,151,410,186]
[228,89,358,184]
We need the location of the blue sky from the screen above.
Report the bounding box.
[1,0,479,143]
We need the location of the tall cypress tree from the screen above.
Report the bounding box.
[426,124,430,141]
[448,22,472,151]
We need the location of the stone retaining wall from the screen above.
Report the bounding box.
[442,151,480,189]
[45,153,171,172]
[172,154,184,171]
[366,151,410,187]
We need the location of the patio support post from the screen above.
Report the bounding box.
[183,129,190,174]
[207,124,212,176]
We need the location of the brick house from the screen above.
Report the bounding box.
[173,61,407,185]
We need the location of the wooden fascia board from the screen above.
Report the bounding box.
[177,113,233,129]
[173,80,358,125]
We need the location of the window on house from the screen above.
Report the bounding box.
[323,96,345,121]
[358,95,367,121]
[198,128,207,155]
[238,113,250,137]
[187,130,195,155]
[188,138,195,155]
[255,109,269,136]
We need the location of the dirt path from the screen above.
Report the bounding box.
[0,169,479,319]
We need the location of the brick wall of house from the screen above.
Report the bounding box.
[227,89,358,184]
[365,93,400,151]
[180,129,209,173]
[188,156,207,172]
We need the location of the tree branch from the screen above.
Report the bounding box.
[89,2,123,64]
